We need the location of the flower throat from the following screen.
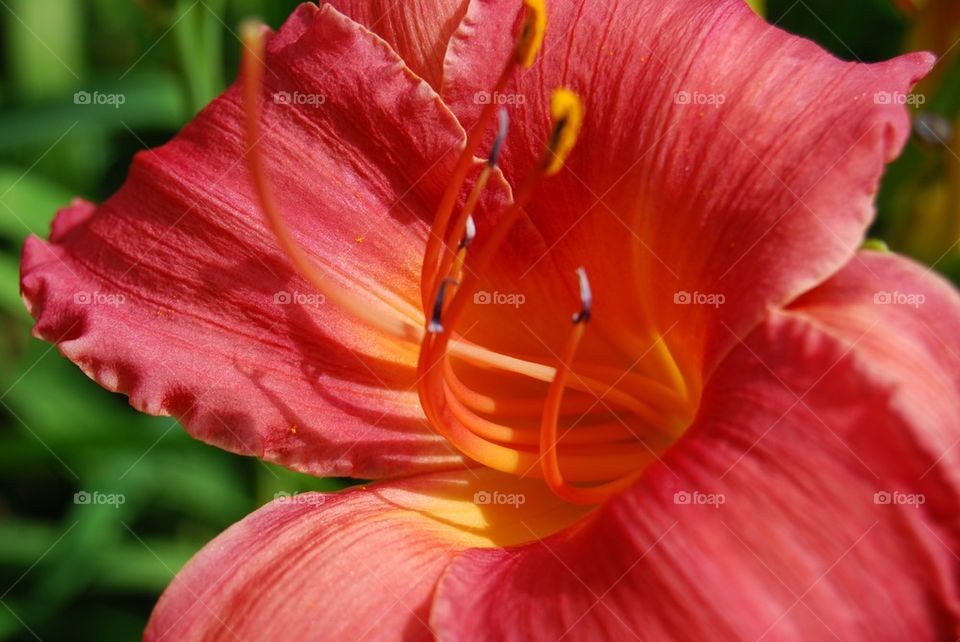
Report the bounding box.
[240,1,695,505]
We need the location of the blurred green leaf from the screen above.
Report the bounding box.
[5,0,84,101]
[0,71,188,155]
[0,520,64,566]
[95,539,198,591]
[175,0,227,112]
[0,254,25,318]
[0,165,74,241]
[767,0,906,62]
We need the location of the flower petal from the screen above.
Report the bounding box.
[145,468,586,641]
[317,0,604,368]
[322,0,471,90]
[20,3,510,479]
[443,0,933,382]
[432,256,960,640]
[788,250,960,485]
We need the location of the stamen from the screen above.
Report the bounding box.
[451,218,475,280]
[240,26,687,473]
[429,88,586,344]
[417,333,656,481]
[542,88,584,176]
[572,266,592,323]
[429,278,458,334]
[430,110,509,303]
[488,108,510,168]
[514,0,547,68]
[444,378,647,446]
[414,90,594,476]
[419,1,540,310]
[459,215,477,250]
[443,359,612,418]
[445,171,488,261]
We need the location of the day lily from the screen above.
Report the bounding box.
[20,0,960,639]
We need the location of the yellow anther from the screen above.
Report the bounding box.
[542,88,584,175]
[514,0,547,68]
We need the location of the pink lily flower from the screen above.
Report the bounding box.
[20,0,960,639]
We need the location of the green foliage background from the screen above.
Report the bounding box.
[0,0,955,639]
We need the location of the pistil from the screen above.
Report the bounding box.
[241,5,695,506]
[539,270,648,504]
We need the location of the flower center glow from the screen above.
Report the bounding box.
[239,1,698,506]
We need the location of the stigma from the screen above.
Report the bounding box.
[240,3,695,506]
[410,3,694,504]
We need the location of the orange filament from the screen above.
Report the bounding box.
[414,83,695,502]
[241,22,617,390]
[421,0,546,310]
[240,21,673,409]
[539,277,648,504]
[448,340,687,422]
[436,109,508,289]
[443,360,614,418]
[241,11,694,507]
[241,23,422,344]
[417,331,658,482]
[445,382,651,447]
[413,75,683,492]
[421,74,523,307]
[440,166,490,282]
